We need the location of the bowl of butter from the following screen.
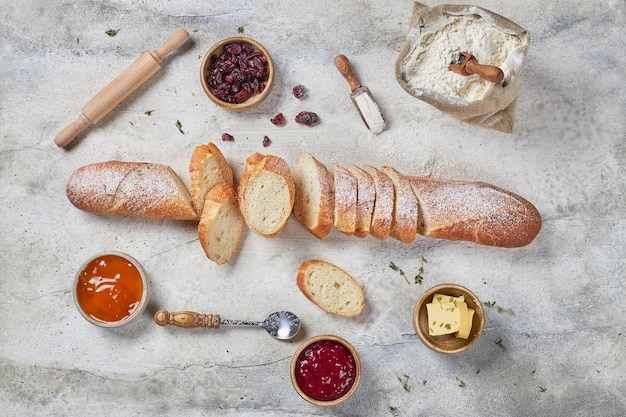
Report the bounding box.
[414,283,484,354]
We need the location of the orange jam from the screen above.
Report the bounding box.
[76,254,143,323]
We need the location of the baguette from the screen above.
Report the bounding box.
[293,153,335,239]
[296,260,365,318]
[237,153,295,238]
[381,166,418,243]
[408,176,542,247]
[198,183,244,265]
[362,165,394,240]
[189,142,234,215]
[66,161,198,220]
[333,165,358,236]
[348,165,375,238]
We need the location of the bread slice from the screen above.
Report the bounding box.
[296,260,365,317]
[380,166,418,243]
[237,153,295,238]
[348,165,375,238]
[293,153,335,239]
[66,161,199,220]
[408,176,542,247]
[189,142,234,215]
[198,183,244,264]
[361,165,394,240]
[333,165,358,236]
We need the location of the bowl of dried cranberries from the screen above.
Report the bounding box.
[200,37,275,111]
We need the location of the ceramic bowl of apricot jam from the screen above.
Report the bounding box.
[73,252,149,328]
[290,334,361,406]
[200,36,275,111]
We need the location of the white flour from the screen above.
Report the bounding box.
[403,14,522,101]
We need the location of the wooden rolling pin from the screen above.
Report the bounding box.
[54,28,190,148]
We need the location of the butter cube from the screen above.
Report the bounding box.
[456,307,475,339]
[426,301,461,336]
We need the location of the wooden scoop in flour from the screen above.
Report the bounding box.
[449,52,504,83]
[54,28,190,148]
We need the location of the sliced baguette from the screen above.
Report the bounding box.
[66,161,198,220]
[293,153,335,239]
[333,165,358,236]
[348,164,376,238]
[237,153,295,238]
[198,183,244,264]
[296,260,365,318]
[380,166,418,243]
[362,164,394,240]
[189,142,234,215]
[408,176,542,247]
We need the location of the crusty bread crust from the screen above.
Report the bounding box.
[348,165,375,238]
[238,153,295,238]
[408,176,542,247]
[296,260,365,318]
[381,166,418,243]
[293,153,335,239]
[66,161,198,220]
[189,142,234,215]
[362,165,394,240]
[198,183,244,265]
[333,165,358,236]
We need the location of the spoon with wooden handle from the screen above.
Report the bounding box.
[154,309,301,340]
[449,52,504,83]
[54,28,190,148]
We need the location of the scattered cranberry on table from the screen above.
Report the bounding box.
[295,111,319,126]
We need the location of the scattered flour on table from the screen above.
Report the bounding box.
[403,14,522,101]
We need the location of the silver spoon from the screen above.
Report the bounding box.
[154,309,301,340]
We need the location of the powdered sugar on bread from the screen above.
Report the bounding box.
[293,153,335,239]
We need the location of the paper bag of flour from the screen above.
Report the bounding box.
[395,2,530,133]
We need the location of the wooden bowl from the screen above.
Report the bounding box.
[200,36,275,111]
[291,335,361,406]
[73,252,149,328]
[413,284,484,354]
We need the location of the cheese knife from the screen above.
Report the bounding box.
[449,52,504,83]
[334,54,386,134]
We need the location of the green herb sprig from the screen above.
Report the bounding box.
[175,120,184,134]
[483,301,515,315]
[495,338,506,351]
[105,29,120,37]
[397,374,411,392]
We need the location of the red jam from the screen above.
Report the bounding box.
[295,339,357,401]
[76,254,143,323]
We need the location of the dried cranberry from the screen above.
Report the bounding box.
[295,111,319,126]
[293,85,306,99]
[206,41,269,104]
[270,113,286,126]
[262,135,271,147]
[221,133,234,142]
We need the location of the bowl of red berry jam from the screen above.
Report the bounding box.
[291,335,361,406]
[73,252,149,328]
[200,37,275,111]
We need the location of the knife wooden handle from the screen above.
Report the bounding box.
[334,54,362,92]
[464,59,504,83]
[154,309,221,328]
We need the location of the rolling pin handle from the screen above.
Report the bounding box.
[53,113,93,148]
[153,28,190,62]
